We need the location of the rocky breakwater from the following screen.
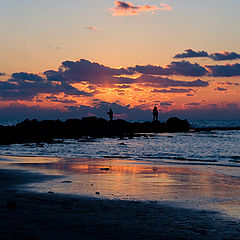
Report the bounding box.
[0,117,190,145]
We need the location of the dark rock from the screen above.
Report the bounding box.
[0,116,191,145]
[166,117,190,132]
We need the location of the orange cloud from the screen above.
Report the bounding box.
[110,1,172,16]
[86,26,98,31]
[160,3,172,11]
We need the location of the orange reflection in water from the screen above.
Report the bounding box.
[15,157,240,200]
[6,156,240,218]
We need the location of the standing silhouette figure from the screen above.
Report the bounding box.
[107,109,113,121]
[153,106,158,121]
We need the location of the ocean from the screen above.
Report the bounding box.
[1,119,240,218]
[0,119,239,173]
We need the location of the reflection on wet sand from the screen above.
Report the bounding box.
[6,156,240,218]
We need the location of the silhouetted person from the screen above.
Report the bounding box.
[153,106,158,121]
[107,108,113,121]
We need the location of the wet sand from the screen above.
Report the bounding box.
[1,156,240,239]
[1,169,240,239]
[8,156,240,216]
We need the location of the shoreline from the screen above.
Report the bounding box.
[2,155,240,211]
[1,168,240,239]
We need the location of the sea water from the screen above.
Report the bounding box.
[1,120,240,217]
[0,120,239,173]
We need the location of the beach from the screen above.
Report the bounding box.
[1,156,240,239]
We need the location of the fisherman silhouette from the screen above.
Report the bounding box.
[153,106,158,121]
[107,108,113,121]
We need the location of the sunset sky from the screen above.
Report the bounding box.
[0,0,240,120]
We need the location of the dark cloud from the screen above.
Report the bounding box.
[60,59,131,76]
[151,88,194,93]
[44,59,210,89]
[160,101,173,106]
[217,81,240,86]
[206,63,240,77]
[0,72,92,101]
[174,49,240,61]
[0,72,6,76]
[128,65,171,75]
[139,76,209,88]
[167,61,208,77]
[2,58,240,103]
[184,103,200,106]
[44,70,65,82]
[214,87,228,91]
[11,72,43,82]
[210,52,240,61]
[46,96,77,104]
[174,49,208,59]
[44,59,134,86]
[59,59,132,82]
[129,61,208,77]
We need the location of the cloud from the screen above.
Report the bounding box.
[45,59,209,91]
[0,72,6,76]
[174,49,209,59]
[130,61,208,77]
[44,59,133,86]
[167,61,208,77]
[128,64,171,75]
[174,49,240,61]
[109,1,171,16]
[184,103,200,106]
[45,59,209,90]
[206,63,240,77]
[159,3,172,11]
[0,72,92,101]
[160,101,173,106]
[217,81,240,86]
[210,52,240,61]
[85,26,98,31]
[139,76,209,88]
[46,96,77,104]
[151,88,194,93]
[214,87,228,91]
[0,59,211,102]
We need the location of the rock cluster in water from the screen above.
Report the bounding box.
[0,117,190,144]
